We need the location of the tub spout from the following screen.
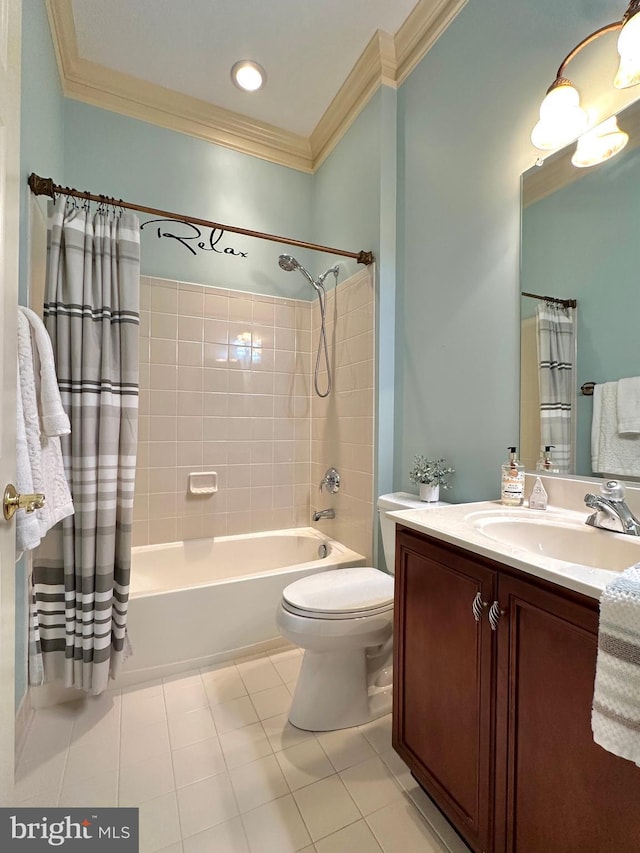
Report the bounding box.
[313,508,335,522]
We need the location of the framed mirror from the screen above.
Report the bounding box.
[520,97,640,476]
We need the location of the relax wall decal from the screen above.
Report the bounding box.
[140,218,248,258]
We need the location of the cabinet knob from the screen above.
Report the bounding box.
[488,600,505,631]
[472,591,488,622]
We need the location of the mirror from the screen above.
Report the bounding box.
[520,97,640,476]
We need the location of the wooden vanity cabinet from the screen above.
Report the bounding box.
[393,526,640,853]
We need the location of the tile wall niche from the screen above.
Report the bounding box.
[310,267,375,563]
[134,270,375,563]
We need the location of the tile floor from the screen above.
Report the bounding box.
[13,646,471,853]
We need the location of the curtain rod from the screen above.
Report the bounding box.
[521,291,577,309]
[28,173,374,266]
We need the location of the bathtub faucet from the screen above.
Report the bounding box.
[313,508,335,522]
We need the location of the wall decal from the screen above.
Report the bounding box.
[140,219,248,258]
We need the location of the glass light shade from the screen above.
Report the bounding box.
[531,83,588,150]
[615,11,640,88]
[571,117,629,168]
[231,60,265,92]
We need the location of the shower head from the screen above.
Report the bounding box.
[278,254,299,272]
[278,254,319,290]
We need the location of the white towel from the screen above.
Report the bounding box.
[617,377,640,436]
[592,564,640,766]
[591,381,640,476]
[16,307,73,551]
[19,306,70,436]
[15,361,43,553]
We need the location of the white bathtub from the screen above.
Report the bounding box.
[119,527,366,686]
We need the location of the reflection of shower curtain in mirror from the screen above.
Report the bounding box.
[536,303,575,473]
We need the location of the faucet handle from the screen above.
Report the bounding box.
[601,480,625,501]
[320,467,340,494]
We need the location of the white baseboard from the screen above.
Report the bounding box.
[114,636,291,689]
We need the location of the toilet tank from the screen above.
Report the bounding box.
[377,492,449,574]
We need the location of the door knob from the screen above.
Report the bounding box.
[3,483,46,521]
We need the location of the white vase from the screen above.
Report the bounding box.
[419,483,439,502]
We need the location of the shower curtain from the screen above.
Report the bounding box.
[31,198,140,694]
[536,302,576,473]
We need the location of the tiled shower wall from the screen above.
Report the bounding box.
[134,269,375,562]
[134,277,312,545]
[310,268,375,562]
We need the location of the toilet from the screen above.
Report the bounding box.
[277,492,442,731]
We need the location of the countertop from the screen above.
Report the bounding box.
[387,500,632,601]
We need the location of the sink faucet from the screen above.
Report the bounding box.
[584,480,640,536]
[313,508,335,522]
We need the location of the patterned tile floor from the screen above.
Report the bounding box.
[13,646,472,853]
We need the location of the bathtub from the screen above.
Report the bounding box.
[119,527,366,685]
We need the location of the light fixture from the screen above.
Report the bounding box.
[531,1,640,152]
[571,116,629,167]
[231,60,266,92]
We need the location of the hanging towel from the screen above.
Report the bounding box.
[591,381,640,477]
[617,377,640,436]
[19,306,70,436]
[593,564,640,766]
[15,359,43,554]
[16,307,73,550]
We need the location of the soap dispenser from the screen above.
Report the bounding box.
[536,445,560,474]
[501,446,524,506]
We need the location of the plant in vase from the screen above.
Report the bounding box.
[408,455,455,502]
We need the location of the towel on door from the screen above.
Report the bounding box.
[591,381,640,476]
[15,306,73,551]
[592,564,640,767]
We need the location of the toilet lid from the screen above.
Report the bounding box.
[282,567,394,616]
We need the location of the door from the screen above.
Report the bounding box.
[393,529,496,853]
[0,0,22,806]
[494,574,640,853]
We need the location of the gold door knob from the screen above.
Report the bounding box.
[3,483,46,521]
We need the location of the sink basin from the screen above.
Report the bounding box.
[466,509,640,572]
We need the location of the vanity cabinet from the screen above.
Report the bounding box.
[393,527,640,853]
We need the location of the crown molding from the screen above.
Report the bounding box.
[46,0,467,174]
[311,30,396,171]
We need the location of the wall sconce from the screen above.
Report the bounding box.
[532,0,640,154]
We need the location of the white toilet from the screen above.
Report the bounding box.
[277,492,437,731]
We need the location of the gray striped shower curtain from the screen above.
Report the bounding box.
[537,302,575,474]
[32,198,140,694]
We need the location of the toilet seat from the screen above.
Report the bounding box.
[282,567,394,620]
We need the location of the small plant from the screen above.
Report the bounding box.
[408,455,455,489]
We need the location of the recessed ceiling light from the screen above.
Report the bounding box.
[231,60,266,92]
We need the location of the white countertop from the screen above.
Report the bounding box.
[387,500,627,601]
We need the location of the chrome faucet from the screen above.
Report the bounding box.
[584,480,640,536]
[313,508,335,522]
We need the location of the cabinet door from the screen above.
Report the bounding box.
[495,574,640,853]
[393,530,496,853]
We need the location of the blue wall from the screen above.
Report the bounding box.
[62,101,316,300]
[394,0,631,503]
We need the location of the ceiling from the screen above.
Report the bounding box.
[46,0,467,172]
